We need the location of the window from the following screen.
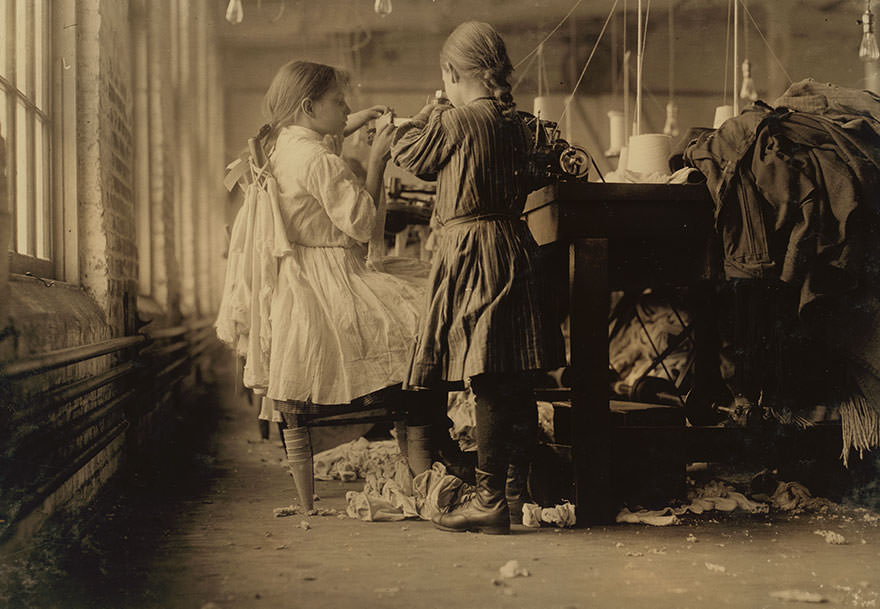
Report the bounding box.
[2,0,53,277]
[132,1,152,296]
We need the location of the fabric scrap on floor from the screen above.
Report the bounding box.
[447,390,477,452]
[769,589,827,603]
[344,461,474,522]
[615,478,857,526]
[617,480,769,525]
[498,560,530,578]
[313,438,400,481]
[813,529,847,544]
[770,481,837,513]
[521,501,576,528]
[616,507,681,527]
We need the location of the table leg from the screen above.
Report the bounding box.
[569,238,614,524]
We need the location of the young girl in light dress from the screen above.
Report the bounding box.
[216,61,434,509]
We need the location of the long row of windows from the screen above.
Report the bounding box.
[3,0,221,318]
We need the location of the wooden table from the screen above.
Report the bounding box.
[523,181,717,524]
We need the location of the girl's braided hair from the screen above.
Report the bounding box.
[441,21,517,117]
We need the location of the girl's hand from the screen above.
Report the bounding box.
[412,103,437,123]
[344,105,391,137]
[369,123,396,165]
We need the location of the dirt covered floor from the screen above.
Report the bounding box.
[2,361,879,609]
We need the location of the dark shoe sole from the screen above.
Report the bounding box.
[432,521,510,535]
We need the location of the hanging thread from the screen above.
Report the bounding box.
[514,0,585,70]
[740,0,793,85]
[733,0,739,114]
[722,0,732,105]
[558,0,620,128]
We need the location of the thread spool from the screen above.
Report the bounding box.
[617,146,629,173]
[606,110,625,157]
[626,133,672,175]
[663,101,680,138]
[533,96,551,120]
[713,105,735,129]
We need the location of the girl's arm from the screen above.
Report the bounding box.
[389,105,456,181]
[344,104,390,138]
[301,125,393,245]
[365,124,396,267]
[365,123,395,209]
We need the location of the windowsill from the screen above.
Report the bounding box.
[3,274,110,362]
[8,252,55,281]
[136,294,177,330]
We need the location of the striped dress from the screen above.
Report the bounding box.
[391,97,565,388]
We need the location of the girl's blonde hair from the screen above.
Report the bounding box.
[441,21,516,116]
[257,60,349,144]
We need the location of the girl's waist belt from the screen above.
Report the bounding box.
[438,212,521,229]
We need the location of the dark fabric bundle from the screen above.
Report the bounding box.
[683,79,880,458]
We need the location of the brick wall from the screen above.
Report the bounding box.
[76,0,138,336]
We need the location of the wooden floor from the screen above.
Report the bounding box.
[2,353,879,609]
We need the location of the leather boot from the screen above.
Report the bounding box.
[431,468,510,534]
[506,463,532,525]
[434,431,476,484]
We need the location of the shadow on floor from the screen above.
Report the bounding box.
[0,378,225,609]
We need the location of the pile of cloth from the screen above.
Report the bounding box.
[616,479,839,526]
[683,79,880,463]
[311,437,475,521]
[313,437,576,526]
[608,289,694,401]
[312,437,400,482]
[345,461,474,522]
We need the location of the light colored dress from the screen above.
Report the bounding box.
[217,125,424,410]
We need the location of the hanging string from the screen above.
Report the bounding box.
[723,0,732,105]
[536,43,551,97]
[638,0,652,76]
[511,51,539,93]
[610,9,618,98]
[635,0,652,135]
[514,0,584,70]
[740,0,793,84]
[558,0,620,127]
[733,0,739,112]
[668,2,674,100]
[623,0,629,142]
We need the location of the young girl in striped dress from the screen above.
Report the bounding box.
[391,21,565,534]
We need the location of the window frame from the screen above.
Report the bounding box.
[3,0,77,282]
[132,0,152,297]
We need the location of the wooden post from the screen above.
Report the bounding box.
[569,238,613,524]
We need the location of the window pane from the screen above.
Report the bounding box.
[34,0,45,110]
[35,117,47,259]
[14,0,27,93]
[0,0,8,80]
[0,87,6,140]
[15,100,30,255]
[1,89,7,251]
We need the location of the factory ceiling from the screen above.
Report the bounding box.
[213,0,857,49]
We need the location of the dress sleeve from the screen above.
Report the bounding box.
[305,151,377,243]
[390,106,458,181]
